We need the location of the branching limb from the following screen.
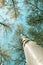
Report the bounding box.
[0,22,10,28]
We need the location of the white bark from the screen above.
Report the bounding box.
[21,34,43,65]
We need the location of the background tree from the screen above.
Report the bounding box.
[24,0,43,47]
[9,23,26,65]
[0,0,43,65]
[0,46,12,65]
[0,0,26,65]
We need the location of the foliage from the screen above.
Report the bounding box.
[0,22,12,36]
[24,0,43,47]
[0,46,11,65]
[1,0,43,65]
[0,0,5,7]
[15,23,25,35]
[0,0,25,65]
[11,0,21,19]
[9,23,26,65]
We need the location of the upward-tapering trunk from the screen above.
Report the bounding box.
[21,34,43,65]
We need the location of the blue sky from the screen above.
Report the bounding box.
[0,0,29,65]
[0,0,43,65]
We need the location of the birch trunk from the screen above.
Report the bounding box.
[21,34,43,65]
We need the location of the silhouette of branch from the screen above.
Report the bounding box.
[0,22,12,30]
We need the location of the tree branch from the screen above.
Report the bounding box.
[27,1,43,11]
[0,22,10,28]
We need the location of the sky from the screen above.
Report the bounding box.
[0,0,29,65]
[0,0,43,65]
